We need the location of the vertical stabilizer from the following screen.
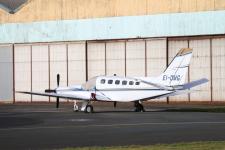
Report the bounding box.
[158,48,193,86]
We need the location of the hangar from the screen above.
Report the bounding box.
[0,0,225,103]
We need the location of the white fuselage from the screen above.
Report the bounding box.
[57,76,173,102]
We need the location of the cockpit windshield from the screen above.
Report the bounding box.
[81,76,97,90]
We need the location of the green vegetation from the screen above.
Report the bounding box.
[168,107,225,113]
[63,141,225,150]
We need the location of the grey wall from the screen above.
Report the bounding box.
[0,45,13,101]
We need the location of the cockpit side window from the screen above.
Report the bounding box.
[129,81,134,85]
[101,79,105,84]
[115,80,120,85]
[108,80,113,84]
[135,82,140,85]
[122,80,127,85]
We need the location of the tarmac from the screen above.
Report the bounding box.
[0,103,225,150]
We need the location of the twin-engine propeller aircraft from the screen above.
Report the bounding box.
[18,48,208,113]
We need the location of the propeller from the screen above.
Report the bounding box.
[44,74,60,109]
[57,74,60,87]
[56,74,60,108]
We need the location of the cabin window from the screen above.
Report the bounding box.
[135,82,140,85]
[108,80,113,84]
[122,80,127,85]
[100,79,105,84]
[115,80,120,85]
[129,81,134,85]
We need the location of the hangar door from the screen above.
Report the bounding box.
[14,42,86,102]
[0,45,13,102]
[146,38,167,102]
[212,38,225,101]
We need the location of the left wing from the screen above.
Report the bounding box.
[17,90,111,101]
[17,91,91,101]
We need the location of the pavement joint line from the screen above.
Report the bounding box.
[1,121,225,131]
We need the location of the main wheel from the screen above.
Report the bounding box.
[134,101,145,112]
[85,105,94,113]
[73,105,79,112]
[139,104,145,112]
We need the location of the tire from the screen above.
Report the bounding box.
[134,103,145,112]
[85,105,94,113]
[73,105,79,112]
[139,104,145,112]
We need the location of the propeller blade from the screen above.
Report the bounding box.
[56,97,59,108]
[57,74,60,87]
[56,74,60,108]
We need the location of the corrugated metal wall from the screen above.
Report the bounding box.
[1,0,225,23]
[14,45,31,102]
[50,44,67,102]
[32,44,49,102]
[87,42,106,79]
[189,39,211,101]
[146,38,167,102]
[1,36,225,102]
[212,38,225,101]
[126,40,145,76]
[68,43,86,85]
[106,41,125,76]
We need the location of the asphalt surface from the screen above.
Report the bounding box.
[0,103,225,150]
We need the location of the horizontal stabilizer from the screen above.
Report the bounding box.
[181,78,209,90]
[144,78,208,100]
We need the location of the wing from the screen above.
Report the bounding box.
[17,91,91,101]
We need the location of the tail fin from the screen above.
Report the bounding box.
[158,48,193,86]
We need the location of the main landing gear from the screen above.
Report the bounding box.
[73,100,94,113]
[73,101,79,112]
[85,105,94,113]
[134,101,145,112]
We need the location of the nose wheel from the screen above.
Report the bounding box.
[134,101,145,112]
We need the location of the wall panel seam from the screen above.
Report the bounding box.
[30,45,32,103]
